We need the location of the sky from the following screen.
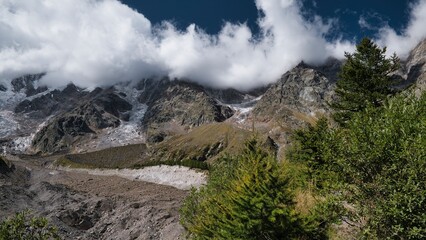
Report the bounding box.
[122,0,413,40]
[0,0,425,91]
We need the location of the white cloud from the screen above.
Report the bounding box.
[376,0,426,58]
[0,0,423,91]
[0,0,164,88]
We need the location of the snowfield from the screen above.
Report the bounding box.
[56,165,207,190]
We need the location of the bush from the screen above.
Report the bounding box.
[180,139,326,240]
[337,93,426,239]
[0,211,60,240]
[289,92,426,239]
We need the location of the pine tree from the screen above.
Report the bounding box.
[332,37,400,124]
[180,139,323,240]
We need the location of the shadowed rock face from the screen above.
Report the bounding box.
[11,73,48,97]
[32,91,132,153]
[14,83,87,119]
[0,157,14,174]
[205,87,264,104]
[27,78,237,153]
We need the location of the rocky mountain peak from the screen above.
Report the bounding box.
[141,79,235,142]
[254,62,337,118]
[14,83,87,119]
[405,39,426,91]
[31,89,133,153]
[407,39,426,65]
[252,61,338,145]
[11,73,48,97]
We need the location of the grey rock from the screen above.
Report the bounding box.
[0,157,15,174]
[11,73,48,97]
[14,83,86,118]
[405,39,426,92]
[136,78,170,105]
[140,79,234,141]
[32,91,132,153]
[253,61,338,128]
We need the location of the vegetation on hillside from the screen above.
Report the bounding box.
[0,211,60,240]
[290,92,426,239]
[56,144,147,169]
[180,139,330,239]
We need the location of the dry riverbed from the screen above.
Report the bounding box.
[0,156,207,239]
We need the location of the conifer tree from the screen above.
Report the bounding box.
[180,139,323,239]
[332,37,400,124]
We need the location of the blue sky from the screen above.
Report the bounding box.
[122,0,414,41]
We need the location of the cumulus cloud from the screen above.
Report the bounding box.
[376,0,426,58]
[0,0,422,91]
[0,0,164,88]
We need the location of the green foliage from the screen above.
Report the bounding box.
[0,211,60,240]
[288,118,341,190]
[290,92,426,239]
[180,139,326,240]
[337,93,426,239]
[332,37,400,124]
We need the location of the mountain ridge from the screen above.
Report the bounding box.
[0,39,425,156]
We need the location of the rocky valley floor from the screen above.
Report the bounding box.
[0,156,206,239]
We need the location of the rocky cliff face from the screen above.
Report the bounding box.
[141,80,235,142]
[32,90,132,153]
[14,83,87,119]
[29,78,240,153]
[405,39,426,93]
[249,60,340,149]
[253,61,339,127]
[10,73,48,97]
[0,157,14,174]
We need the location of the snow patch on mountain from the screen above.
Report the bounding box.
[74,84,148,152]
[91,104,147,150]
[0,90,25,110]
[227,96,262,123]
[0,111,18,139]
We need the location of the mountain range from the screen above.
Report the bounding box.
[0,39,425,164]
